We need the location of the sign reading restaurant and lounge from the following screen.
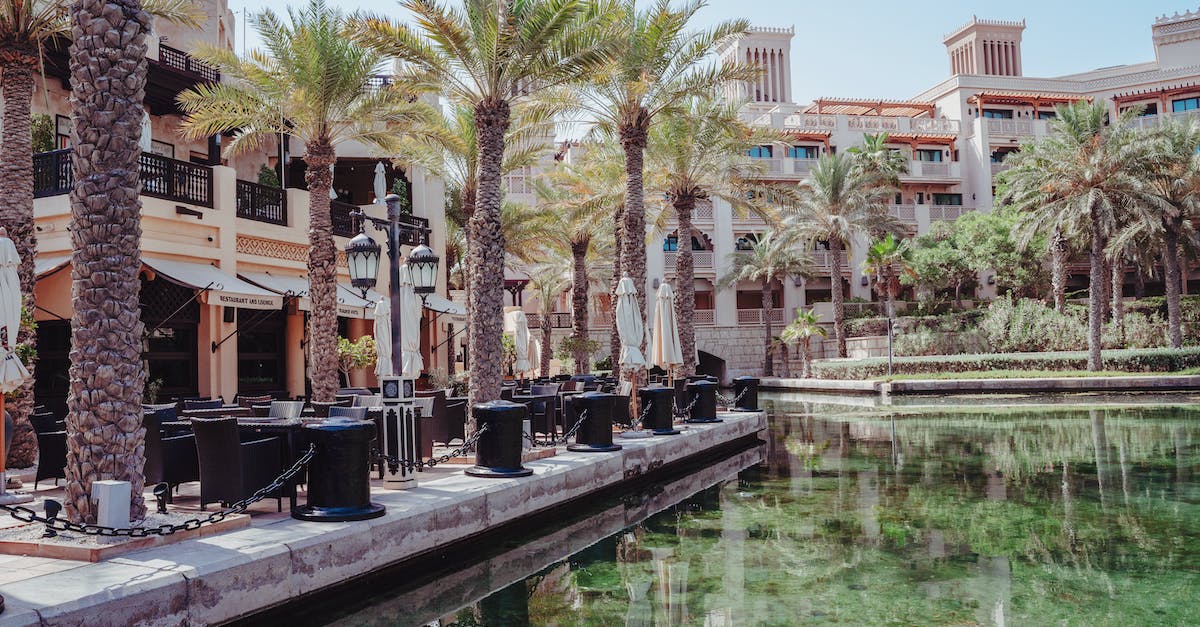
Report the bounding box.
[209,292,283,309]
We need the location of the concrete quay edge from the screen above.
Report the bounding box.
[762,375,1200,396]
[0,411,766,626]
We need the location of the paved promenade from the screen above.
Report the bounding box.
[0,411,765,626]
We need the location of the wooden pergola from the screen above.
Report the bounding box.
[1112,83,1199,113]
[884,132,957,156]
[967,91,1085,116]
[804,98,936,118]
[785,130,832,150]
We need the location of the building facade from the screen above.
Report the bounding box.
[513,10,1200,380]
[20,0,460,413]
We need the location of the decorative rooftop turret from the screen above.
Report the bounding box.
[1153,8,1200,69]
[943,16,1025,77]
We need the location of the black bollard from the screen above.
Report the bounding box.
[731,376,760,412]
[686,380,722,424]
[638,386,680,435]
[466,401,534,478]
[293,418,385,522]
[567,392,622,453]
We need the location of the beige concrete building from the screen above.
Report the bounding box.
[21,1,460,413]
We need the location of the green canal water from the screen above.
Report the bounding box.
[321,394,1200,626]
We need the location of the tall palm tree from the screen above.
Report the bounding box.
[355,0,616,410]
[998,100,1155,370]
[786,153,895,358]
[1145,117,1200,348]
[861,233,912,322]
[0,0,199,468]
[847,132,909,186]
[62,0,156,523]
[780,307,826,379]
[719,231,812,376]
[532,152,619,372]
[179,0,437,403]
[645,95,779,376]
[572,0,754,365]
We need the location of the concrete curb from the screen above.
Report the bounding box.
[761,375,1200,396]
[0,412,766,626]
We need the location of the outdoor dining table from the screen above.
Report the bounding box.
[163,417,308,508]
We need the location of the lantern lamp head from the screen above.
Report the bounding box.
[345,229,381,298]
[408,242,440,295]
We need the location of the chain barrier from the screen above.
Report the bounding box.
[527,409,589,447]
[716,387,750,407]
[375,424,489,473]
[0,444,317,538]
[627,402,654,431]
[673,396,698,420]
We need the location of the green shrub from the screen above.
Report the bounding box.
[811,347,1200,380]
[978,295,1087,353]
[257,164,281,188]
[893,328,989,356]
[1103,312,1167,350]
[847,317,888,337]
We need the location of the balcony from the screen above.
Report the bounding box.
[527,312,572,329]
[736,308,785,325]
[772,110,960,136]
[751,157,818,179]
[985,118,1048,138]
[664,250,715,270]
[157,44,220,82]
[929,205,974,221]
[694,309,715,326]
[889,204,917,224]
[329,200,432,242]
[905,160,959,180]
[236,181,287,226]
[1126,109,1199,131]
[33,149,213,207]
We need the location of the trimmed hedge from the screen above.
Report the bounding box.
[811,347,1200,380]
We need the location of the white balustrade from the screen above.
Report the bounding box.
[694,309,715,326]
[736,309,786,324]
[889,204,917,222]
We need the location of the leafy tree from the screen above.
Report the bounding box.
[180,0,439,402]
[955,209,1048,299]
[337,335,378,386]
[525,263,571,375]
[903,222,975,310]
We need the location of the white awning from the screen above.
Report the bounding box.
[242,272,379,319]
[143,257,283,311]
[424,293,466,317]
[35,255,71,278]
[336,284,381,319]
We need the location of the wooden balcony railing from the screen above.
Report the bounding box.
[329,200,432,242]
[736,308,785,324]
[527,312,573,329]
[33,149,213,207]
[664,250,714,270]
[694,309,715,326]
[236,180,287,225]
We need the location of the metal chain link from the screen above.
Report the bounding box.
[674,396,698,419]
[0,444,317,538]
[628,402,654,431]
[527,409,589,447]
[716,387,750,406]
[376,423,489,472]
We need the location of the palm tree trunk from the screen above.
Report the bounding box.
[304,139,338,403]
[0,56,40,468]
[571,240,590,374]
[829,238,847,358]
[461,182,477,369]
[618,113,650,381]
[539,314,552,377]
[801,339,812,378]
[1164,223,1183,348]
[468,98,511,418]
[1110,260,1124,344]
[1133,265,1146,299]
[777,343,790,378]
[1099,257,1111,323]
[884,268,896,322]
[609,203,623,371]
[1086,214,1105,371]
[674,194,696,377]
[64,0,151,523]
[1051,226,1067,313]
[761,279,773,376]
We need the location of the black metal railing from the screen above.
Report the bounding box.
[236,180,287,225]
[33,150,214,208]
[33,149,72,198]
[527,312,573,329]
[158,44,220,82]
[331,201,431,243]
[139,152,213,207]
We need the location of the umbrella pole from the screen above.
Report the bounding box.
[0,394,6,495]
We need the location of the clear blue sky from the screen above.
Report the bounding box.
[229,0,1198,103]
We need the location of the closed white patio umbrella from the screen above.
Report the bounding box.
[373,296,393,378]
[616,278,646,370]
[0,231,30,500]
[505,309,532,378]
[527,329,541,377]
[398,264,423,378]
[650,282,683,382]
[373,161,387,204]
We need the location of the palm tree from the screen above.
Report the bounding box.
[525,263,570,376]
[998,100,1155,370]
[847,132,909,185]
[719,231,812,376]
[1145,117,1200,348]
[861,233,912,322]
[572,0,754,362]
[645,95,779,376]
[0,0,199,469]
[786,153,895,358]
[780,308,826,378]
[532,152,619,372]
[62,0,155,523]
[356,0,615,410]
[179,0,437,403]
